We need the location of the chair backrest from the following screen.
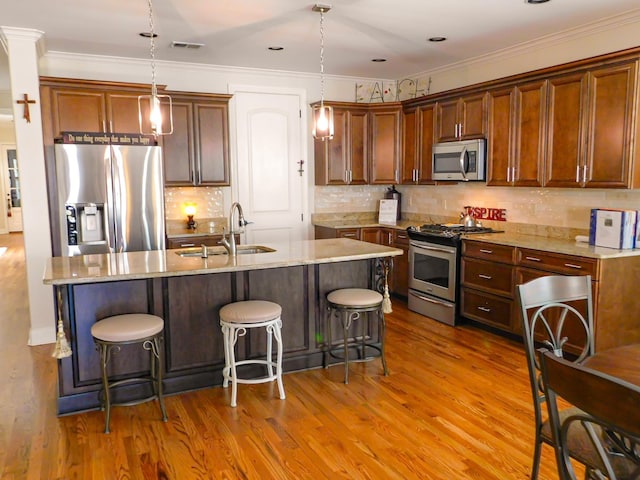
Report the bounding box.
[538,348,640,480]
[516,275,594,432]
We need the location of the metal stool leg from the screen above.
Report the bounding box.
[97,342,112,434]
[271,319,286,400]
[150,335,168,422]
[266,321,274,378]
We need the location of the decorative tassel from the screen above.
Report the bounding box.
[52,288,72,359]
[382,263,392,314]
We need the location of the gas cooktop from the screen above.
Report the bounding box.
[407,224,503,242]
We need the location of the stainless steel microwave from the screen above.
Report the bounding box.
[432,138,486,181]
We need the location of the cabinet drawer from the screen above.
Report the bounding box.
[336,228,361,240]
[462,258,515,297]
[517,248,597,276]
[463,240,516,264]
[393,230,410,246]
[461,288,514,331]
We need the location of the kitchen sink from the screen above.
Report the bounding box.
[175,245,276,257]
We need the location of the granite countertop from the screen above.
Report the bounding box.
[313,217,640,259]
[462,232,640,259]
[43,238,403,286]
[314,219,416,231]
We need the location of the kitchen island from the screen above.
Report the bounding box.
[43,238,402,415]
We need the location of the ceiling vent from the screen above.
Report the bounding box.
[171,41,204,49]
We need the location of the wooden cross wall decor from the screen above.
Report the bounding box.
[16,93,36,123]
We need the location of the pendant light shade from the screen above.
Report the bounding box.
[312,4,334,141]
[139,0,173,136]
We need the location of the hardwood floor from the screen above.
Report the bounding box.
[0,232,569,479]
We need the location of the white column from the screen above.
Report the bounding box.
[0,27,55,345]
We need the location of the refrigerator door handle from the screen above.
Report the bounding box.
[104,146,116,253]
[110,146,123,253]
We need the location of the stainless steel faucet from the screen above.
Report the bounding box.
[221,202,248,256]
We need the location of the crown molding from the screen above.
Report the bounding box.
[43,51,394,85]
[409,8,640,80]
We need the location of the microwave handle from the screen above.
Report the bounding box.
[459,146,469,181]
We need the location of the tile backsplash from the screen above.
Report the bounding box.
[164,186,226,220]
[315,184,640,237]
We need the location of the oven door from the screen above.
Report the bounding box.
[409,240,457,302]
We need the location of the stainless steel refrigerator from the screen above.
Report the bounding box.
[54,143,165,256]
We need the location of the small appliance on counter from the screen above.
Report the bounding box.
[384,186,401,221]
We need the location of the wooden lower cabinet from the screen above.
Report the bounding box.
[461,241,517,333]
[314,225,408,297]
[462,239,640,352]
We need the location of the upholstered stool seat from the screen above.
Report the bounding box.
[91,313,168,434]
[324,288,389,384]
[219,300,286,407]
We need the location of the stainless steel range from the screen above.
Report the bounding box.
[406,224,502,326]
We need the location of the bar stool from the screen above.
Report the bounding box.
[219,300,286,407]
[91,313,168,434]
[324,288,389,384]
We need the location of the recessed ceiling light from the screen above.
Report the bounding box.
[371,58,387,63]
[268,46,284,51]
[526,0,550,3]
[428,37,447,42]
[139,32,158,38]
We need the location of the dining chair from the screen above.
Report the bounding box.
[516,274,594,479]
[538,348,640,479]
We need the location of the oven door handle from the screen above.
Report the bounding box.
[410,290,454,308]
[410,242,456,255]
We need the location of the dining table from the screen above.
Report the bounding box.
[582,343,640,463]
[582,343,640,386]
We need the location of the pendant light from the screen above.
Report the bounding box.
[138,0,173,136]
[312,4,334,141]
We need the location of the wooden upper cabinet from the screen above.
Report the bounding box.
[487,81,546,187]
[51,89,107,135]
[514,80,547,186]
[314,101,400,186]
[486,88,513,186]
[161,101,194,185]
[545,72,588,187]
[349,109,369,185]
[401,104,435,184]
[435,92,487,142]
[162,94,231,186]
[368,104,401,184]
[106,93,149,134]
[314,106,368,185]
[46,81,153,137]
[194,102,230,185]
[584,62,637,188]
[546,61,637,188]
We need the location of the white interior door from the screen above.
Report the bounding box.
[232,89,308,244]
